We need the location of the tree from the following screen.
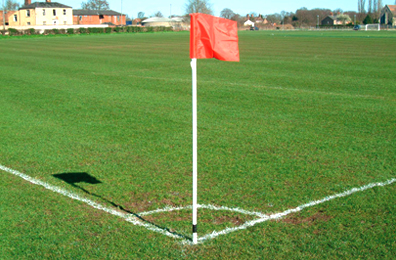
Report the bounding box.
[337,13,351,24]
[368,0,373,13]
[363,14,373,24]
[137,12,145,19]
[153,11,163,17]
[266,13,282,25]
[1,0,19,11]
[333,8,343,14]
[184,0,213,15]
[358,0,366,13]
[81,0,109,10]
[220,8,235,19]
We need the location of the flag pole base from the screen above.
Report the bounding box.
[193,232,198,244]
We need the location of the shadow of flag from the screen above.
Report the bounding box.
[53,172,102,185]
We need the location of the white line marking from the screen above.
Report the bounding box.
[1,164,394,245]
[0,164,189,243]
[138,204,266,218]
[196,178,396,244]
[125,74,387,100]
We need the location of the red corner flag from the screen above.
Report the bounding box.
[190,13,239,62]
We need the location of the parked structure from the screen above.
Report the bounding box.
[141,17,186,29]
[8,0,73,27]
[73,9,125,26]
[380,5,396,26]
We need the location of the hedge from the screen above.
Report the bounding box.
[3,26,174,37]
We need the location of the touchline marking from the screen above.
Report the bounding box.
[1,164,394,245]
[196,178,396,244]
[126,74,387,100]
[0,164,189,243]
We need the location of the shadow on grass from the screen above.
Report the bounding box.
[53,172,190,241]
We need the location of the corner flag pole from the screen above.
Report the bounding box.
[191,58,198,244]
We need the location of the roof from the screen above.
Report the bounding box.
[73,9,122,16]
[387,5,396,15]
[19,2,72,10]
[325,14,351,21]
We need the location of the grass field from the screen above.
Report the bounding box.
[0,30,395,258]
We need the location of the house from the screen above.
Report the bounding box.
[321,13,351,25]
[254,14,268,24]
[244,20,254,27]
[380,5,396,26]
[8,0,73,27]
[73,9,126,26]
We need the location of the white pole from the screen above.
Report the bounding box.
[191,58,198,244]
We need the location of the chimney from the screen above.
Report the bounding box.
[25,0,31,5]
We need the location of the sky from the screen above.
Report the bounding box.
[18,0,396,18]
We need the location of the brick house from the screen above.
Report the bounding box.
[73,9,126,26]
[0,10,18,26]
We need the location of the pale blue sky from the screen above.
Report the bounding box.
[20,0,396,18]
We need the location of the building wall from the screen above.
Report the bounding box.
[73,14,126,25]
[7,11,21,26]
[18,8,37,26]
[35,7,73,26]
[7,7,73,27]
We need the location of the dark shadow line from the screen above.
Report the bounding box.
[71,183,191,241]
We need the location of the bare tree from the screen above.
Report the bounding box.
[220,8,235,19]
[358,0,366,13]
[184,0,213,15]
[368,0,372,13]
[138,12,145,19]
[266,13,282,25]
[2,0,19,11]
[378,0,383,10]
[153,11,163,17]
[81,0,109,10]
[373,0,378,13]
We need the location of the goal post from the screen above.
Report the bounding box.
[365,24,380,31]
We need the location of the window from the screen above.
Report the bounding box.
[117,16,120,21]
[99,14,104,19]
[64,21,66,25]
[43,9,46,16]
[79,16,82,20]
[27,22,31,25]
[53,9,56,16]
[43,21,46,25]
[13,14,17,22]
[27,10,30,17]
[63,9,66,15]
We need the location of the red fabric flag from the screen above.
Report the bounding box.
[190,13,239,62]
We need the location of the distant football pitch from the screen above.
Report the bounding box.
[0,31,395,258]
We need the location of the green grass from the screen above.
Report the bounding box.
[0,30,395,258]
